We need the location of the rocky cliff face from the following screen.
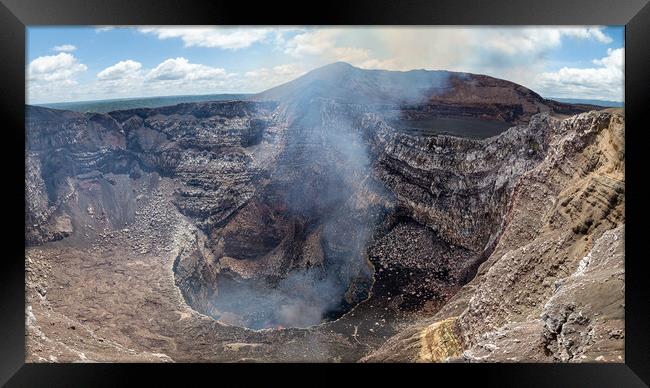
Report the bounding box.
[25,101,278,243]
[362,109,625,362]
[24,63,622,363]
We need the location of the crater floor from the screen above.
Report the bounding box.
[26,178,410,362]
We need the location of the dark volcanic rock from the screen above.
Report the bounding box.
[25,101,279,243]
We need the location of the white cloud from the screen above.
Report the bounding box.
[284,29,391,70]
[284,29,338,57]
[52,44,76,52]
[95,26,115,33]
[27,53,88,103]
[593,47,624,68]
[561,27,613,44]
[476,27,612,57]
[272,64,301,76]
[28,52,87,82]
[480,29,563,56]
[146,57,228,81]
[281,27,615,74]
[535,48,624,101]
[97,60,142,80]
[139,27,273,50]
[244,63,306,91]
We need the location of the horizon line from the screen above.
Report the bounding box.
[30,93,625,107]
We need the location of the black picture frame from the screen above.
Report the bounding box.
[2,0,649,386]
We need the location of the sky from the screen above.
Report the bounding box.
[26,26,624,104]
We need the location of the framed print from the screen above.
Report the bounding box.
[2,0,649,386]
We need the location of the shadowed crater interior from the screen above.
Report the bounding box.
[172,184,379,330]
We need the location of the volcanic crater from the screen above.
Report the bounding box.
[25,62,625,362]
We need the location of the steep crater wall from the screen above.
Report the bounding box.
[26,98,557,333]
[363,110,625,362]
[172,99,556,330]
